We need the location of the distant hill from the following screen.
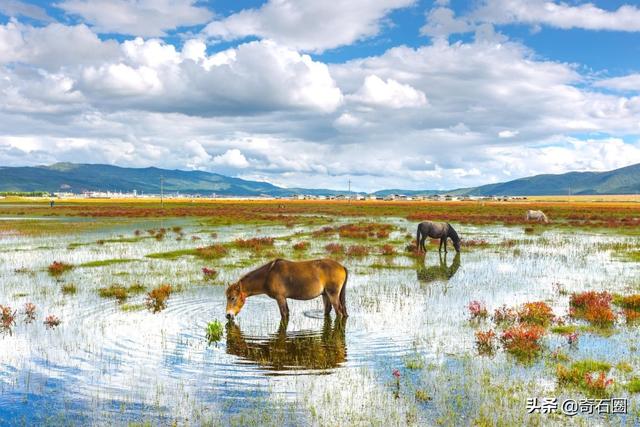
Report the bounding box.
[0,162,639,196]
[0,163,338,196]
[457,163,640,196]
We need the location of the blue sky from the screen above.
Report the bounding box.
[1,0,640,191]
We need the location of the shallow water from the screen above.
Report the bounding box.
[0,218,639,425]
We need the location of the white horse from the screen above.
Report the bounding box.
[525,210,549,223]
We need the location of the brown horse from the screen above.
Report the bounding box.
[225,258,348,320]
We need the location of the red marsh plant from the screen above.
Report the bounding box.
[338,225,368,239]
[43,314,61,329]
[195,244,228,259]
[569,291,616,328]
[392,368,401,399]
[376,229,390,239]
[202,267,218,280]
[1,305,17,332]
[584,372,614,395]
[380,244,396,256]
[337,223,393,240]
[346,245,369,257]
[615,294,640,311]
[567,332,579,345]
[325,243,344,255]
[462,239,490,248]
[613,294,640,323]
[313,226,335,237]
[468,300,488,320]
[517,301,554,326]
[293,241,309,251]
[623,309,640,323]
[234,237,275,252]
[475,329,496,355]
[98,285,128,302]
[500,324,546,361]
[145,284,173,313]
[556,360,613,398]
[405,242,421,257]
[492,305,517,324]
[23,303,36,323]
[48,261,73,277]
[584,304,616,328]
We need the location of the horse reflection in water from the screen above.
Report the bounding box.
[416,252,461,283]
[225,317,347,372]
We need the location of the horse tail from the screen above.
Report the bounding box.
[416,224,422,251]
[339,266,348,317]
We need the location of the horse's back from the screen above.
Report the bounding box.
[526,210,547,220]
[272,259,347,297]
[419,220,447,237]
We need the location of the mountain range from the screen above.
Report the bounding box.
[0,162,639,196]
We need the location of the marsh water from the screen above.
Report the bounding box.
[0,217,639,425]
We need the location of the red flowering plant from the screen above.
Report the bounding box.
[1,305,17,333]
[492,305,517,324]
[569,291,616,328]
[517,301,554,326]
[468,300,488,320]
[23,303,36,323]
[500,324,546,361]
[584,372,614,394]
[202,267,218,281]
[392,369,401,398]
[475,329,496,355]
[44,314,61,329]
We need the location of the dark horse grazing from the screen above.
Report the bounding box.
[416,221,461,253]
[225,258,348,320]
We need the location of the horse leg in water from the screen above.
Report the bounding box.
[322,293,332,315]
[276,296,289,318]
[420,234,428,252]
[443,237,448,253]
[326,288,344,317]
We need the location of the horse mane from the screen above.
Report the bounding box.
[446,223,460,242]
[240,259,280,282]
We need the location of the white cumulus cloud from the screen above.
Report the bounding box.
[595,74,640,92]
[203,0,415,52]
[473,0,640,32]
[348,75,427,109]
[498,130,519,138]
[56,0,213,37]
[213,149,249,168]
